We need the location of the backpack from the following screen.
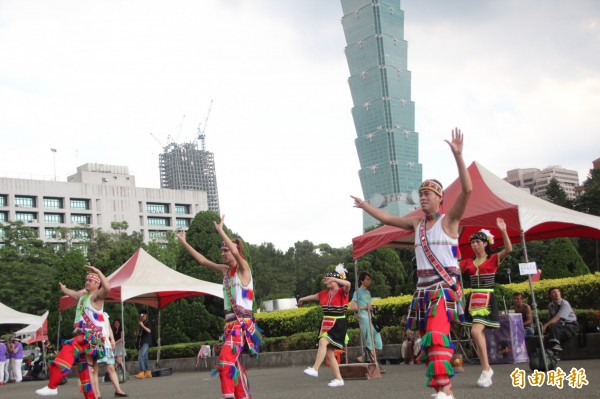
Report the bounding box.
[529,348,559,371]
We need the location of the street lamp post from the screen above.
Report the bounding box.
[50,148,57,181]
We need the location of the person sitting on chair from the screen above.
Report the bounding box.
[511,292,534,337]
[543,287,578,353]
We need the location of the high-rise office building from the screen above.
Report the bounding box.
[340,0,422,230]
[0,163,207,250]
[505,165,580,200]
[159,142,220,214]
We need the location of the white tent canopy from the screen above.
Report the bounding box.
[0,302,47,326]
[60,248,223,311]
[15,311,49,336]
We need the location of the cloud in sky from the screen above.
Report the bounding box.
[0,0,599,251]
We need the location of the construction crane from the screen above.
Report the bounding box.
[197,99,213,151]
[149,132,166,149]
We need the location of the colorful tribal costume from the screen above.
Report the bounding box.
[47,293,105,399]
[318,287,349,349]
[460,253,500,329]
[407,215,463,389]
[215,269,262,399]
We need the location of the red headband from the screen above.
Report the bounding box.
[86,273,101,284]
[419,180,443,197]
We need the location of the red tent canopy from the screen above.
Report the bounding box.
[15,312,49,344]
[352,162,600,259]
[59,248,223,311]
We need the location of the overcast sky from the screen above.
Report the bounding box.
[1,0,599,251]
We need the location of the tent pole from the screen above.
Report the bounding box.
[354,259,365,361]
[521,230,549,370]
[120,301,127,379]
[156,308,161,369]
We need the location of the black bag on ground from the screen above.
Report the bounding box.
[529,348,558,371]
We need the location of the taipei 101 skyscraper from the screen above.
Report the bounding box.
[340,0,422,230]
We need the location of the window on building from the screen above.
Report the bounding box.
[0,194,7,207]
[43,197,63,209]
[48,243,65,253]
[70,199,90,210]
[147,203,169,214]
[71,214,91,224]
[16,212,37,222]
[147,217,170,226]
[0,227,5,239]
[0,211,7,222]
[71,229,90,239]
[15,196,36,208]
[44,213,65,224]
[176,218,190,228]
[72,243,88,256]
[45,228,60,239]
[175,204,190,214]
[148,230,167,240]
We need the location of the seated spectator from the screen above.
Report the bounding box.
[511,292,534,337]
[543,287,578,353]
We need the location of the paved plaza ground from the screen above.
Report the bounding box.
[3,358,598,399]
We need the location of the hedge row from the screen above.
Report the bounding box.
[254,273,600,338]
[133,274,600,361]
[134,325,404,361]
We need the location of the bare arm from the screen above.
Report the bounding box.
[327,277,352,294]
[86,265,110,301]
[523,305,533,327]
[297,293,319,307]
[214,215,251,285]
[351,196,418,231]
[177,230,228,274]
[443,128,472,235]
[495,217,513,263]
[59,282,83,300]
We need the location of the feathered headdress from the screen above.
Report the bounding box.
[469,229,494,245]
[325,263,348,280]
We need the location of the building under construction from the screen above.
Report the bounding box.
[159,142,220,214]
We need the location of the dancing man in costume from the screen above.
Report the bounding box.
[36,265,110,397]
[460,218,513,388]
[177,215,262,399]
[352,128,471,399]
[299,264,351,388]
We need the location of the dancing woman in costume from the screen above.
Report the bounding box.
[178,215,262,399]
[460,218,512,388]
[36,265,110,398]
[299,264,351,388]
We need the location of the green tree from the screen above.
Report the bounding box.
[249,242,295,303]
[543,177,572,208]
[540,238,590,278]
[574,168,600,272]
[356,248,407,297]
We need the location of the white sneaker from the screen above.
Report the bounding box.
[36,386,58,396]
[303,367,318,377]
[477,368,494,388]
[433,392,453,399]
[327,379,344,387]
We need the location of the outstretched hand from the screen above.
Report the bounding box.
[444,127,464,156]
[176,230,187,242]
[213,215,225,232]
[496,217,507,231]
[84,265,100,274]
[351,195,365,208]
